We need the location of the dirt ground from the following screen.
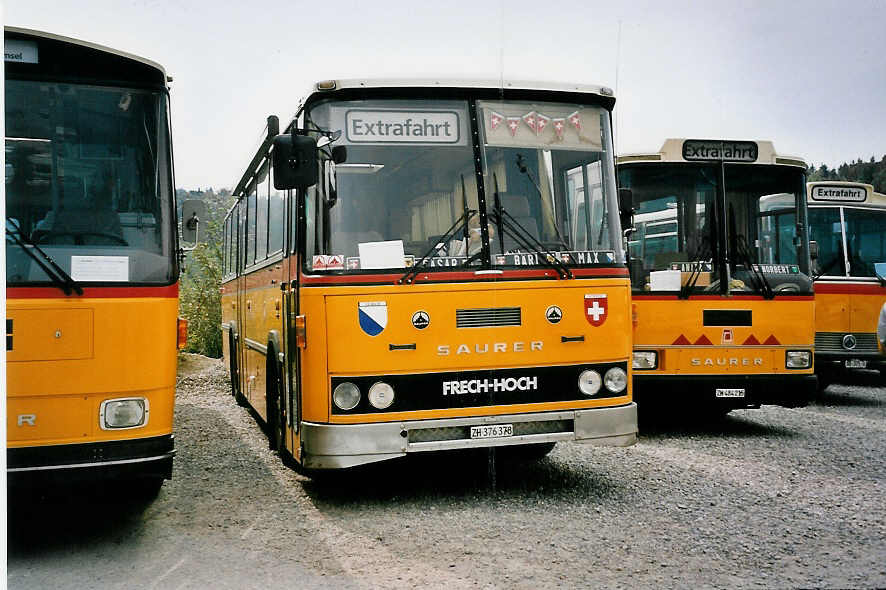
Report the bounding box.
[7,354,886,589]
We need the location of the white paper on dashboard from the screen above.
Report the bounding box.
[70,256,129,282]
[649,269,682,291]
[358,240,405,269]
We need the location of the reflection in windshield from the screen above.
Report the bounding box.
[5,81,174,285]
[303,97,620,272]
[620,164,807,293]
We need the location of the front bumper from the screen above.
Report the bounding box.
[301,403,637,470]
[633,374,816,409]
[815,351,886,373]
[7,434,174,484]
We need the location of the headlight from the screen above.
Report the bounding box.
[604,367,628,393]
[785,350,812,369]
[333,382,361,410]
[368,381,395,409]
[632,351,658,370]
[578,370,602,396]
[101,398,147,429]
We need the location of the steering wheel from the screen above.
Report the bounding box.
[37,231,128,246]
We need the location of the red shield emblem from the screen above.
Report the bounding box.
[584,294,608,327]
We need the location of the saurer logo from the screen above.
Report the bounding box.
[437,341,543,355]
[443,376,538,395]
[690,357,764,367]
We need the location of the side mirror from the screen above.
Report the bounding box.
[324,160,338,208]
[273,133,319,191]
[181,199,207,244]
[331,145,347,164]
[618,187,634,231]
[809,240,819,261]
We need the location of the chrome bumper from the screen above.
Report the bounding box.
[301,403,637,470]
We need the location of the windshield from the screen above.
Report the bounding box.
[5,80,176,285]
[302,97,620,272]
[808,206,886,278]
[620,163,808,294]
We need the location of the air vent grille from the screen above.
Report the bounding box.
[456,307,521,328]
[815,332,880,353]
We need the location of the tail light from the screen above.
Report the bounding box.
[177,317,188,349]
[295,315,307,348]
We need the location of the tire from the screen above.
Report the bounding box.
[266,357,287,457]
[231,333,248,407]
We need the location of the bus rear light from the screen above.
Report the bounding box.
[333,382,361,411]
[785,350,812,369]
[295,315,307,348]
[632,351,658,370]
[578,370,602,396]
[177,317,188,350]
[604,367,628,393]
[100,398,148,429]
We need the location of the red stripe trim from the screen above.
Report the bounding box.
[632,293,813,301]
[300,267,628,286]
[814,282,886,295]
[7,284,179,299]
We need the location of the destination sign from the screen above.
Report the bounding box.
[4,39,38,64]
[345,110,461,144]
[682,140,758,162]
[810,185,867,202]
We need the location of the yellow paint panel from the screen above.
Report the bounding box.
[8,308,94,361]
[815,294,849,333]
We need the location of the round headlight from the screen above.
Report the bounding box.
[368,381,395,409]
[333,382,361,411]
[578,370,602,396]
[604,367,628,393]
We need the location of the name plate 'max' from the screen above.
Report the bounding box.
[346,110,461,144]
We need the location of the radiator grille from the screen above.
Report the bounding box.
[815,332,880,353]
[408,420,573,444]
[456,307,521,328]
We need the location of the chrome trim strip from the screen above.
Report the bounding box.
[221,322,231,332]
[7,452,175,473]
[244,338,268,355]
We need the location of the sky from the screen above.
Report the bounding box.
[4,0,886,190]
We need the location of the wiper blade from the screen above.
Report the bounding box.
[678,237,712,300]
[398,208,477,285]
[488,207,573,280]
[5,224,83,295]
[735,234,774,299]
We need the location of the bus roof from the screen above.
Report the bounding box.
[4,26,167,79]
[312,78,613,96]
[617,138,806,168]
[807,181,886,208]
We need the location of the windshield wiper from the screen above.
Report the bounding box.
[5,223,83,295]
[514,154,574,260]
[490,173,573,279]
[398,208,477,285]
[734,234,774,299]
[678,236,712,300]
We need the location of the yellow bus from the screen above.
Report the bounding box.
[5,28,184,493]
[617,139,817,415]
[221,79,637,471]
[806,181,886,382]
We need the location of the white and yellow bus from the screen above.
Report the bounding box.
[221,79,637,472]
[5,28,184,492]
[806,181,886,381]
[617,139,817,414]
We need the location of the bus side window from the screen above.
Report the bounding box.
[269,177,285,255]
[256,162,269,262]
[246,189,257,266]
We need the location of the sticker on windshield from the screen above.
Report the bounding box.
[70,256,128,282]
[479,101,601,150]
[4,39,38,64]
[753,264,799,274]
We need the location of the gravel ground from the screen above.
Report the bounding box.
[7,355,886,589]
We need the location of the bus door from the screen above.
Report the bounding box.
[235,198,248,399]
[284,185,301,458]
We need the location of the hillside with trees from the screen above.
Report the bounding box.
[807,154,886,193]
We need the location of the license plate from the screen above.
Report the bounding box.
[845,359,867,369]
[715,388,745,398]
[470,424,514,439]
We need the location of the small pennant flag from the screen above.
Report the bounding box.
[536,113,550,135]
[489,111,504,131]
[506,117,521,136]
[552,118,566,140]
[568,110,582,132]
[522,111,538,133]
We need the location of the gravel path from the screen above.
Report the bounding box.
[8,356,886,589]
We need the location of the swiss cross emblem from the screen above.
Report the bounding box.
[584,294,608,327]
